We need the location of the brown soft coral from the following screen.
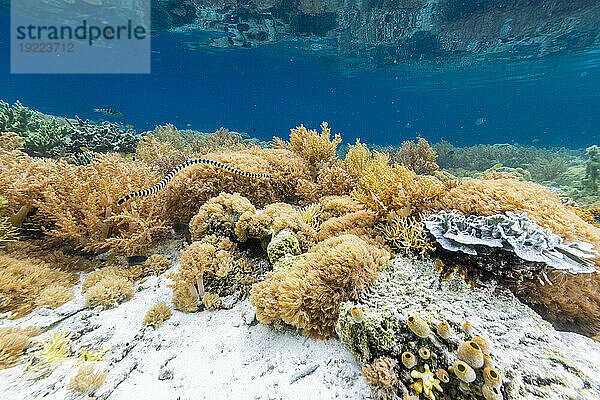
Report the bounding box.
[428,178,600,251]
[362,356,398,389]
[296,164,354,205]
[387,137,439,175]
[143,302,172,327]
[274,122,341,176]
[172,235,236,287]
[517,270,600,338]
[136,125,253,175]
[351,152,445,217]
[82,266,135,309]
[0,148,58,226]
[37,153,169,254]
[66,364,107,393]
[0,252,78,317]
[0,326,40,369]
[0,131,23,152]
[250,234,391,338]
[164,148,310,222]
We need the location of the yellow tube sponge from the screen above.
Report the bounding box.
[410,364,443,400]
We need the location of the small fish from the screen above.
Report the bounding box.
[405,122,411,128]
[532,138,540,143]
[447,150,455,155]
[80,146,91,152]
[186,123,192,127]
[475,117,486,126]
[94,108,123,117]
[127,255,148,267]
[125,124,134,129]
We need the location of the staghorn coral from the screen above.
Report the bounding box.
[274,122,342,176]
[164,148,310,222]
[386,137,439,175]
[0,326,39,369]
[143,302,172,327]
[37,153,170,254]
[0,252,78,317]
[379,214,434,255]
[66,364,107,393]
[250,234,391,338]
[427,178,600,253]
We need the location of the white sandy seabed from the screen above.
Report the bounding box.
[0,261,370,400]
[2,255,600,400]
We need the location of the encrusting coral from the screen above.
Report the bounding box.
[250,234,391,338]
[0,326,40,369]
[143,302,172,327]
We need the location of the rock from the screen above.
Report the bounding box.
[266,228,301,264]
[338,256,600,399]
[158,369,174,380]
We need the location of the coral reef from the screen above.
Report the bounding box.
[0,252,78,317]
[136,125,256,174]
[427,178,600,252]
[338,256,600,399]
[63,116,139,155]
[143,302,172,327]
[38,153,170,254]
[66,364,107,393]
[424,210,598,273]
[350,149,445,216]
[82,267,135,309]
[250,234,390,338]
[384,137,439,175]
[163,148,310,222]
[274,122,342,176]
[379,214,434,255]
[0,326,40,369]
[527,156,567,183]
[584,145,600,194]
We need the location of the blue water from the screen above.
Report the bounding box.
[1,7,600,149]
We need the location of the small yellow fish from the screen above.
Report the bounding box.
[80,146,91,152]
[187,123,192,127]
[125,124,134,129]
